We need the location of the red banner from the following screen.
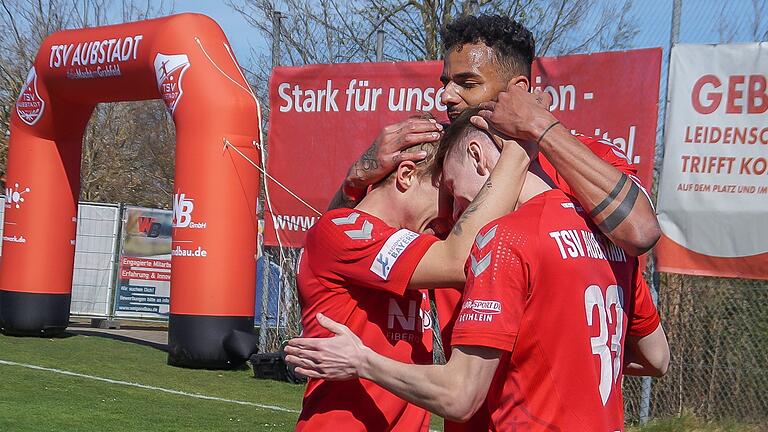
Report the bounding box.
[265,48,661,247]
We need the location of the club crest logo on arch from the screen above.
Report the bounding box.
[154,53,190,114]
[16,67,45,126]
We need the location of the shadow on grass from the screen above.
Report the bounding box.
[65,329,168,352]
[0,330,77,339]
[63,329,253,372]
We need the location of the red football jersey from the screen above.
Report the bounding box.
[539,134,648,197]
[439,134,642,349]
[296,208,437,431]
[441,134,650,432]
[451,189,660,431]
[436,134,642,354]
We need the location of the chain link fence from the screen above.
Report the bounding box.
[624,275,768,426]
[257,246,302,351]
[625,1,766,427]
[70,203,123,318]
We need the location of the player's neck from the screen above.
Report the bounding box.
[516,161,553,210]
[355,187,405,229]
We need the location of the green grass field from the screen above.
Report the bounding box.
[0,331,305,431]
[0,331,758,432]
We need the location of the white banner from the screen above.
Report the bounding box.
[656,42,768,279]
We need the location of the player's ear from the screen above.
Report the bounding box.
[395,161,417,192]
[467,140,489,176]
[507,75,530,92]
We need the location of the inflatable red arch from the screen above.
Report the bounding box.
[0,13,263,368]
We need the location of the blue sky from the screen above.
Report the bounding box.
[170,0,765,160]
[173,0,268,62]
[172,0,766,67]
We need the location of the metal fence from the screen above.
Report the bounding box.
[624,275,768,425]
[624,1,766,427]
[70,203,122,317]
[259,246,302,351]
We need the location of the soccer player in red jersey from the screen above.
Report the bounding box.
[331,14,660,257]
[285,108,670,431]
[294,118,535,431]
[326,16,662,431]
[311,13,665,432]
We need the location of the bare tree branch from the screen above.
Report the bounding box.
[0,0,175,206]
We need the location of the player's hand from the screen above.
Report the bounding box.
[476,85,557,143]
[347,115,443,188]
[284,313,373,381]
[470,115,537,162]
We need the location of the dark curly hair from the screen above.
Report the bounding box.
[441,14,535,79]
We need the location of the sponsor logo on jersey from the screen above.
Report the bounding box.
[474,225,497,249]
[470,252,492,277]
[457,298,502,323]
[388,298,417,331]
[370,229,419,280]
[344,220,373,240]
[386,298,427,343]
[469,225,497,277]
[462,299,502,315]
[16,68,44,125]
[154,53,190,114]
[331,212,360,225]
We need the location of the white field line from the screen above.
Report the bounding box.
[1,359,443,431]
[0,359,299,414]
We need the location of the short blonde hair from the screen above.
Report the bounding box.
[379,140,439,185]
[379,112,442,185]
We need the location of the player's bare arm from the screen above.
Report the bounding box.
[623,324,670,377]
[477,84,662,256]
[284,313,501,423]
[407,133,532,289]
[327,116,443,209]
